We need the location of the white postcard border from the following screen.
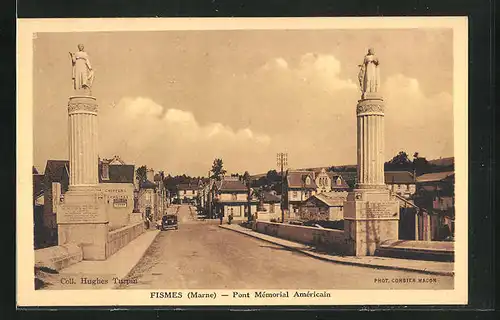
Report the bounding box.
[17,17,468,307]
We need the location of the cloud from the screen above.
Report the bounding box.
[96,60,452,176]
[296,53,357,91]
[383,74,453,160]
[262,57,289,70]
[98,97,271,175]
[258,53,357,93]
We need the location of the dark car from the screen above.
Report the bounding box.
[160,214,178,231]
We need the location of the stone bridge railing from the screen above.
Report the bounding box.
[106,221,145,257]
[254,221,349,254]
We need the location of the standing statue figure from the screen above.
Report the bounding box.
[69,44,94,94]
[357,48,380,98]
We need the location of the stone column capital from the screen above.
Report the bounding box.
[68,95,98,114]
[356,98,385,116]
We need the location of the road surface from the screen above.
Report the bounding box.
[119,205,454,290]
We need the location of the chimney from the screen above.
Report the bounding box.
[146,168,154,182]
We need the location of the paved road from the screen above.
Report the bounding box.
[119,205,453,290]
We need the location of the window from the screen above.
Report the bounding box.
[336,177,342,186]
[305,176,311,184]
[270,204,275,213]
[292,191,298,198]
[232,193,237,201]
[102,163,109,180]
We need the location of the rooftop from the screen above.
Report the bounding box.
[306,191,348,207]
[177,183,199,191]
[417,171,455,183]
[44,160,70,183]
[99,164,135,183]
[218,179,248,192]
[33,174,45,197]
[427,157,454,167]
[260,191,281,203]
[385,171,415,184]
[140,180,157,189]
[286,171,318,189]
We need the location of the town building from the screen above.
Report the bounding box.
[33,172,46,249]
[98,156,136,230]
[384,171,417,199]
[38,157,140,245]
[415,171,455,240]
[201,178,217,218]
[300,191,348,222]
[314,168,350,194]
[42,160,70,246]
[252,190,282,221]
[138,169,159,227]
[259,190,282,215]
[175,182,199,204]
[154,172,169,218]
[393,193,433,241]
[213,176,257,221]
[197,178,211,209]
[283,170,318,216]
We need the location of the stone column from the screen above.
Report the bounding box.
[343,93,400,256]
[68,96,99,187]
[356,96,386,189]
[57,95,109,260]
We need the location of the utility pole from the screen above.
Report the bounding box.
[277,152,288,223]
[246,178,252,223]
[207,170,212,219]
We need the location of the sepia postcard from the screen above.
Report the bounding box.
[17,17,468,307]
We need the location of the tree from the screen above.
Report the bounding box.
[241,171,250,183]
[136,165,147,184]
[385,151,412,171]
[412,152,431,176]
[266,169,280,183]
[388,151,412,165]
[210,158,226,181]
[163,174,173,189]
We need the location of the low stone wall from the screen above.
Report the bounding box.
[377,239,455,262]
[35,243,83,271]
[106,221,145,258]
[255,211,280,222]
[254,221,348,254]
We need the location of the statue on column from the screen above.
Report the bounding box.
[358,48,380,98]
[69,44,95,94]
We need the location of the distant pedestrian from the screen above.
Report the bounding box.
[228,213,233,225]
[219,212,223,225]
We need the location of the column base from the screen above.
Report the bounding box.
[57,186,109,260]
[343,188,399,256]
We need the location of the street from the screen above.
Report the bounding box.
[119,205,454,290]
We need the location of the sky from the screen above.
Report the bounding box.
[32,29,454,176]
